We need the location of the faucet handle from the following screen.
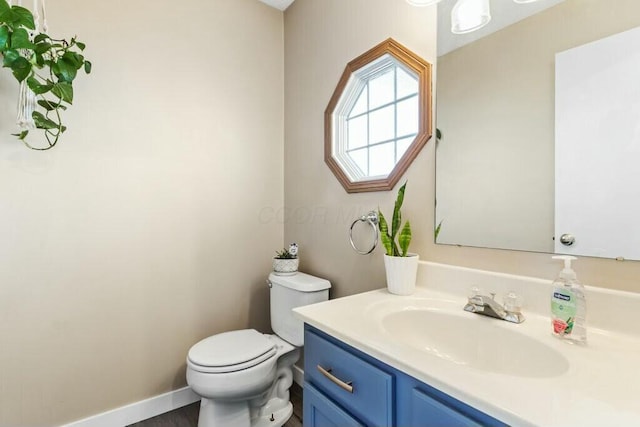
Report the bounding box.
[468,286,480,297]
[504,292,523,312]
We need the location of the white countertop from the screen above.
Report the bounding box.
[293,262,640,427]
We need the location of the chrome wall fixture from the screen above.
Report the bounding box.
[349,211,379,255]
[406,0,542,34]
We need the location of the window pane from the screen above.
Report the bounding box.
[349,148,368,176]
[348,115,367,149]
[397,136,414,159]
[396,96,418,137]
[369,105,395,144]
[349,86,368,118]
[369,69,395,109]
[397,66,418,99]
[369,142,395,176]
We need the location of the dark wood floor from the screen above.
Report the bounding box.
[128,383,303,427]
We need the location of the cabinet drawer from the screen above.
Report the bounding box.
[304,329,393,427]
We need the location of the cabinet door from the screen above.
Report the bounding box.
[407,387,484,427]
[303,383,364,427]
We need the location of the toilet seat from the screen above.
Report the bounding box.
[187,329,276,374]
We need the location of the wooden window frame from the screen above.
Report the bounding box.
[325,38,433,193]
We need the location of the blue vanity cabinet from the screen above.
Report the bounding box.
[303,325,508,427]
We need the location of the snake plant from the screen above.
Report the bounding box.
[378,181,412,257]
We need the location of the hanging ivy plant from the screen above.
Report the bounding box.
[0,0,90,150]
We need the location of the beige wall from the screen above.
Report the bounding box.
[284,0,437,298]
[284,0,640,306]
[0,0,283,425]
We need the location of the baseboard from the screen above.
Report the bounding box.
[293,365,304,387]
[61,386,200,427]
[62,368,304,427]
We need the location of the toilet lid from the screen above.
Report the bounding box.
[188,329,276,371]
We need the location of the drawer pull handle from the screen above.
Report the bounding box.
[317,365,354,393]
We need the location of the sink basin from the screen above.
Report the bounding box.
[381,308,569,378]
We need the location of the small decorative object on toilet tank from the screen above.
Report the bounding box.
[288,243,298,257]
[273,243,299,276]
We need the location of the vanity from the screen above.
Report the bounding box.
[293,262,640,427]
[303,325,506,427]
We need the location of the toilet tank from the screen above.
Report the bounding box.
[269,272,331,346]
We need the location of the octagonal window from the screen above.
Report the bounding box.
[325,39,432,193]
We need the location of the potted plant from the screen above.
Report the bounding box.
[0,0,91,150]
[273,243,299,276]
[378,182,419,295]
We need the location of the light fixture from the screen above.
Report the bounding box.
[451,0,491,34]
[405,0,442,6]
[406,0,540,35]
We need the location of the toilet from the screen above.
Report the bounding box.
[186,272,330,427]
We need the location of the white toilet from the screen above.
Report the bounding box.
[186,272,330,427]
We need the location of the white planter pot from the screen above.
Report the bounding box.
[384,254,419,295]
[273,258,299,275]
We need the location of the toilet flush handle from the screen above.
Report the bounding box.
[266,279,273,288]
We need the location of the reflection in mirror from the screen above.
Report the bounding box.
[435,0,640,260]
[326,38,432,193]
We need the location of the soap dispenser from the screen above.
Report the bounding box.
[551,256,587,344]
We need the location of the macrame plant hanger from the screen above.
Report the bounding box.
[12,0,48,130]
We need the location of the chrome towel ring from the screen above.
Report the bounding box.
[349,211,379,255]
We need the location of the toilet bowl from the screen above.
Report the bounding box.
[186,272,330,427]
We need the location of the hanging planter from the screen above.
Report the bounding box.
[0,0,91,150]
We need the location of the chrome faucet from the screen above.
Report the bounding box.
[464,288,525,324]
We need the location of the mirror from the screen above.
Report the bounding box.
[435,0,640,260]
[325,38,433,193]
